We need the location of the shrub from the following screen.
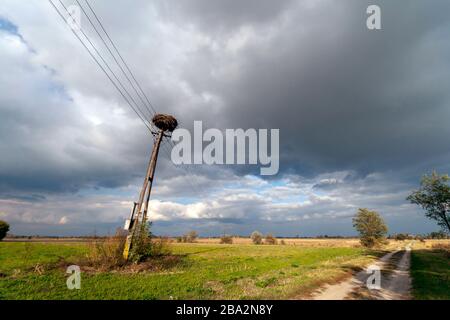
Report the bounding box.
[353,208,388,248]
[86,228,127,269]
[265,234,278,245]
[184,231,198,243]
[393,233,412,241]
[280,240,286,245]
[150,237,170,256]
[176,231,199,243]
[251,231,263,245]
[85,228,171,269]
[129,224,153,263]
[220,235,233,244]
[0,220,9,241]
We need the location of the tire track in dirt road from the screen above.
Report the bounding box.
[310,243,413,300]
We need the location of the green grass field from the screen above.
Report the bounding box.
[411,249,450,300]
[0,242,378,300]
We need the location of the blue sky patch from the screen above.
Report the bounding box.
[0,17,18,35]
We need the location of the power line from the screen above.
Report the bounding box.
[74,0,162,142]
[48,0,153,132]
[80,1,179,163]
[58,0,153,128]
[78,1,168,136]
[76,0,156,121]
[50,0,205,199]
[84,0,158,116]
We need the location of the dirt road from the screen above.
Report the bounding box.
[311,243,413,300]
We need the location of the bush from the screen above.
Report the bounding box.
[393,233,412,241]
[150,237,171,256]
[86,228,127,269]
[85,227,171,269]
[129,224,154,263]
[353,208,388,248]
[220,235,233,244]
[265,234,278,245]
[178,231,199,243]
[251,231,263,245]
[0,220,9,241]
[186,231,198,242]
[280,240,286,245]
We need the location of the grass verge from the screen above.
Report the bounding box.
[410,249,450,300]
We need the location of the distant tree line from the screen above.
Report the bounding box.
[388,231,449,241]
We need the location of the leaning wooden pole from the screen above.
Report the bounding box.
[123,114,178,261]
[141,130,164,224]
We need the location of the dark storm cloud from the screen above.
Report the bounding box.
[163,0,295,32]
[176,0,450,177]
[0,29,149,193]
[3,0,450,195]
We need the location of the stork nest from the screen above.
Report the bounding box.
[152,114,178,132]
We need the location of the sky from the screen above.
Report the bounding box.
[0,0,449,237]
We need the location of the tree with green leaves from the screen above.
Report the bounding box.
[352,208,388,248]
[0,220,10,241]
[407,171,450,233]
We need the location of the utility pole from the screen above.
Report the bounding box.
[123,114,178,260]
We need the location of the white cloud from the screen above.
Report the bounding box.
[59,216,69,225]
